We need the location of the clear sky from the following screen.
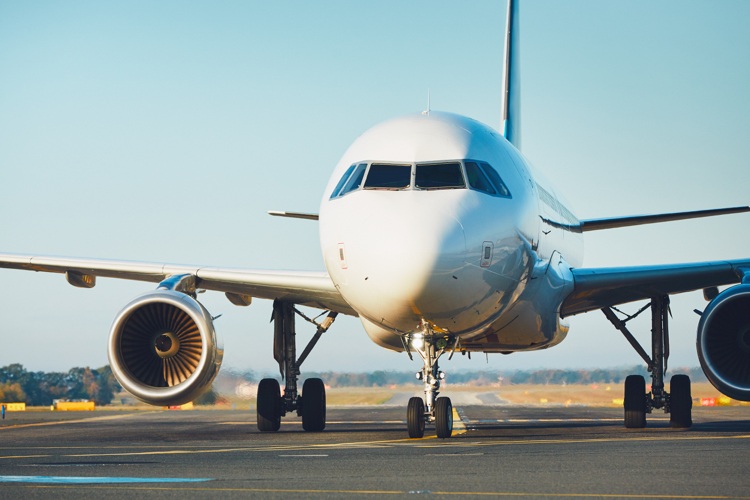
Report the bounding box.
[1,0,748,377]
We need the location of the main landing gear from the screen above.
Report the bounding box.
[257,300,337,433]
[603,295,692,429]
[403,323,458,439]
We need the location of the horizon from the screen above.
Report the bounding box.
[1,0,749,375]
[0,360,707,378]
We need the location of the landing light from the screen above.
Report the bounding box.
[411,333,424,349]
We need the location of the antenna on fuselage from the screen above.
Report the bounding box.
[422,88,431,116]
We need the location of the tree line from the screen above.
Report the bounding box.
[1,364,710,406]
[0,364,121,406]
[299,366,708,387]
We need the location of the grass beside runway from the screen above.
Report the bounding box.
[4,382,747,416]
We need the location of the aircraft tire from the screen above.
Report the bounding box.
[407,397,425,438]
[624,375,647,428]
[669,374,692,428]
[257,378,281,432]
[301,378,326,432]
[435,397,453,438]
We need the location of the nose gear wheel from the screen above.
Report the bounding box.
[404,322,456,438]
[407,397,426,438]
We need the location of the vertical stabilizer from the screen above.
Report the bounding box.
[501,0,521,150]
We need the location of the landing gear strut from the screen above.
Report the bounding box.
[256,300,337,432]
[603,295,692,429]
[404,323,457,438]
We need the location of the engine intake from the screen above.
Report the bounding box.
[108,290,223,406]
[697,284,750,401]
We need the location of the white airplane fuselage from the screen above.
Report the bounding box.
[319,112,583,354]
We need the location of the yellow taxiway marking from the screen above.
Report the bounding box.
[10,485,750,498]
[0,412,149,431]
[277,454,329,457]
[452,407,467,435]
[413,433,750,450]
[0,435,433,460]
[3,406,749,461]
[4,432,750,461]
[496,418,623,423]
[220,420,405,425]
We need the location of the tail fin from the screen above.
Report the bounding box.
[501,0,521,150]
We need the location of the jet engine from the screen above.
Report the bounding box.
[108,290,223,406]
[697,284,750,401]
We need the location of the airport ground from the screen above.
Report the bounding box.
[1,387,749,499]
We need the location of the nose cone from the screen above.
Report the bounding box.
[325,191,467,332]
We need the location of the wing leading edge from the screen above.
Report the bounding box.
[578,206,750,232]
[0,253,356,316]
[561,259,750,317]
[541,206,750,233]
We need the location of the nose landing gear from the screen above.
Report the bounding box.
[404,324,458,438]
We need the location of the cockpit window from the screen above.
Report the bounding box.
[480,162,511,197]
[330,164,357,199]
[364,164,411,189]
[415,162,465,190]
[465,161,497,195]
[465,161,511,198]
[338,163,367,196]
[330,160,511,199]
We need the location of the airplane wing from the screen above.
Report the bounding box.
[561,259,750,317]
[0,253,356,316]
[267,210,319,221]
[577,206,750,232]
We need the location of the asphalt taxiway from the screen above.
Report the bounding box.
[1,404,749,498]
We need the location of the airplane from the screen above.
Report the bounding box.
[1,0,749,439]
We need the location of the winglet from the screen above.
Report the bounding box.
[501,0,521,149]
[268,211,319,221]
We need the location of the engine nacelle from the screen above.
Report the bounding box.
[108,290,223,406]
[697,284,750,401]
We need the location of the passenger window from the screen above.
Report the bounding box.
[330,164,357,199]
[415,162,465,189]
[465,161,497,195]
[364,164,411,189]
[339,163,367,196]
[480,162,511,197]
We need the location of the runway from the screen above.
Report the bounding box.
[1,404,749,498]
